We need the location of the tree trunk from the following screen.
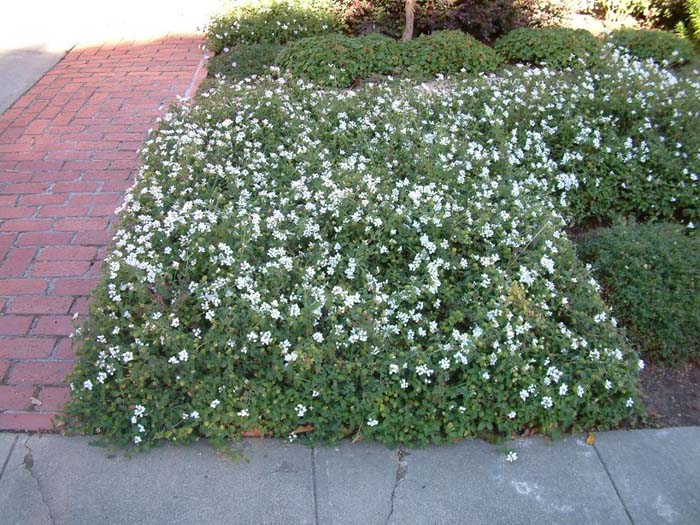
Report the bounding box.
[402,0,416,42]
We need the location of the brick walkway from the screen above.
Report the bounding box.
[0,36,207,431]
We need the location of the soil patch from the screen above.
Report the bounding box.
[639,361,700,427]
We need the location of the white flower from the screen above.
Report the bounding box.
[83,380,93,391]
[389,364,399,375]
[295,404,307,417]
[237,409,249,417]
[505,451,518,462]
[190,411,200,419]
[367,418,378,427]
[312,332,324,343]
[541,396,553,409]
[626,398,634,408]
[133,436,142,444]
[210,399,220,409]
[540,255,555,274]
[178,350,188,362]
[559,383,568,396]
[171,317,180,328]
[507,411,516,419]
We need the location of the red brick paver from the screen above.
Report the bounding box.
[0,36,208,431]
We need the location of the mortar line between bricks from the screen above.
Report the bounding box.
[593,442,635,524]
[0,434,19,482]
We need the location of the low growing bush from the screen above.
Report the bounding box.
[404,30,503,75]
[494,27,602,68]
[608,28,697,66]
[277,31,501,87]
[206,0,345,53]
[277,33,404,87]
[577,223,700,363]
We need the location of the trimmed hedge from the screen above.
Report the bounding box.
[277,33,404,87]
[277,31,502,87]
[405,30,503,76]
[494,27,602,69]
[577,223,700,364]
[608,29,697,67]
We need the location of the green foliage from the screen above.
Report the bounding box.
[277,31,501,87]
[277,33,404,87]
[205,0,346,53]
[514,0,572,28]
[689,0,700,42]
[577,223,700,363]
[204,43,284,86]
[404,30,503,75]
[494,27,602,69]
[609,28,697,66]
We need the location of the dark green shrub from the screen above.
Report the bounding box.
[578,223,700,363]
[277,31,501,87]
[205,43,284,83]
[609,29,697,66]
[404,30,503,75]
[277,33,404,87]
[206,0,346,53]
[494,27,602,68]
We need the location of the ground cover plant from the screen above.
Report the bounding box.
[61,42,700,448]
[203,43,284,88]
[577,222,700,364]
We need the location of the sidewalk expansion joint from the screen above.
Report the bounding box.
[0,434,19,482]
[593,442,635,525]
[311,447,320,525]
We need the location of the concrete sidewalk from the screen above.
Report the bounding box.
[0,0,224,115]
[0,427,698,524]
